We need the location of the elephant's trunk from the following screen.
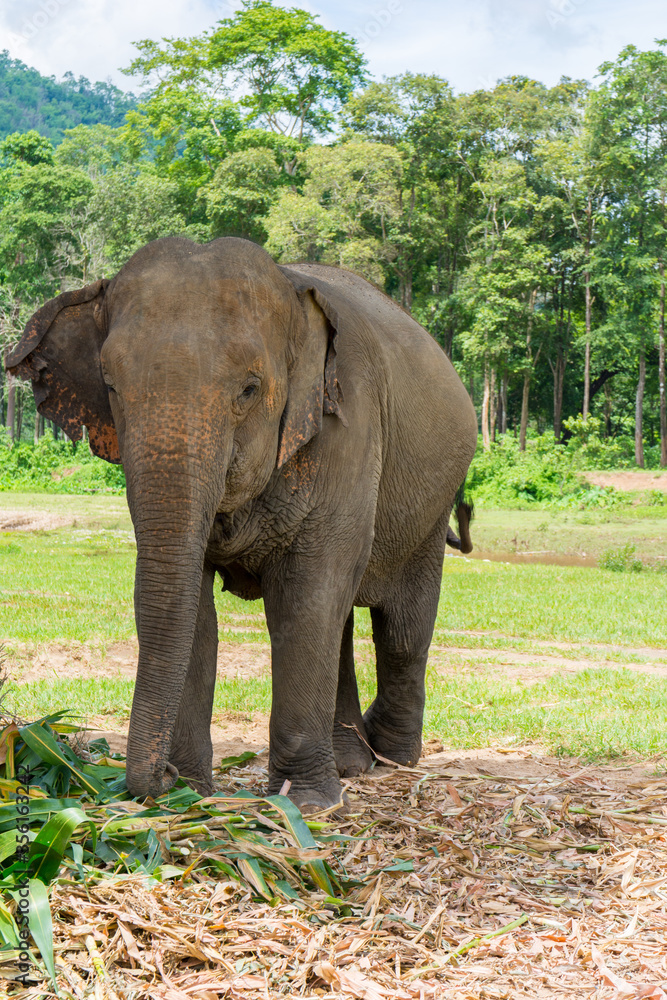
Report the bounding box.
[123,452,227,799]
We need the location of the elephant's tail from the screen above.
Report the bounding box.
[447,481,474,555]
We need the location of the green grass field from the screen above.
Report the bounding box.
[2,492,667,762]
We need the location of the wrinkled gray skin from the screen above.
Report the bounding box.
[7,238,477,810]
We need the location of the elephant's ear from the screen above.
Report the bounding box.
[277,268,347,469]
[4,280,121,464]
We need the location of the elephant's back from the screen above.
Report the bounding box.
[281,262,447,368]
[282,262,478,574]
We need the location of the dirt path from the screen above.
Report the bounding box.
[584,470,667,492]
[8,630,667,769]
[7,638,270,684]
[9,630,667,692]
[0,508,75,531]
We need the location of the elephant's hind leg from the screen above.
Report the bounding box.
[363,519,447,766]
[333,609,373,777]
[168,561,218,795]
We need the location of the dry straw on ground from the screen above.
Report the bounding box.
[7,746,667,1000]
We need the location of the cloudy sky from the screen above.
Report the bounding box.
[2,0,666,94]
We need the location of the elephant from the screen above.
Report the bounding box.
[6,237,477,811]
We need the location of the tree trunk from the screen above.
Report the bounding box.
[583,273,592,418]
[444,321,454,359]
[604,381,613,438]
[552,271,570,443]
[34,412,40,446]
[500,372,508,434]
[519,289,538,452]
[519,371,531,451]
[481,364,491,451]
[553,347,567,442]
[400,269,413,312]
[660,258,666,467]
[6,376,15,443]
[489,367,497,443]
[0,363,4,427]
[635,351,646,468]
[15,391,23,443]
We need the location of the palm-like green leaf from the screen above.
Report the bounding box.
[0,897,19,947]
[30,807,97,884]
[27,878,56,990]
[20,723,108,798]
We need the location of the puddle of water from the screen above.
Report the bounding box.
[448,550,597,568]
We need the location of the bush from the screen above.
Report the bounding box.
[599,543,644,573]
[0,433,125,493]
[467,423,664,508]
[467,434,584,507]
[645,490,666,507]
[562,415,662,470]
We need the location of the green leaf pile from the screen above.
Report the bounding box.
[0,713,347,987]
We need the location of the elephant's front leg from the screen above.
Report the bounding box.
[168,561,218,795]
[263,564,354,811]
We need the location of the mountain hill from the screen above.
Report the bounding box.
[0,50,136,141]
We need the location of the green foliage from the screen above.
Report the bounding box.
[0,711,342,974]
[0,156,94,300]
[559,484,625,510]
[467,424,667,508]
[125,0,367,142]
[562,415,640,470]
[467,434,579,506]
[0,51,136,142]
[200,146,284,241]
[0,130,54,166]
[0,437,125,494]
[598,543,644,573]
[83,165,193,273]
[3,28,667,461]
[265,139,402,282]
[645,490,667,506]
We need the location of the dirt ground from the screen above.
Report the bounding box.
[7,629,667,771]
[14,741,667,999]
[0,507,75,531]
[584,470,667,492]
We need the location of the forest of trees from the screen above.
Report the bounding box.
[0,51,136,141]
[1,2,667,466]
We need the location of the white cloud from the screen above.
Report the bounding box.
[1,0,666,94]
[1,0,224,88]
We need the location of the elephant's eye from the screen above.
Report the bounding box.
[233,379,260,415]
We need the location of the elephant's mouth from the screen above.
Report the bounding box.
[218,444,275,513]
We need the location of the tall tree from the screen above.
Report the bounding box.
[591,42,667,465]
[124,0,367,180]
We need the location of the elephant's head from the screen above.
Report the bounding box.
[6,237,345,797]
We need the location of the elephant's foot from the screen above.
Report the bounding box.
[268,750,344,813]
[168,747,213,797]
[268,774,346,813]
[126,760,179,799]
[179,770,214,796]
[333,719,373,777]
[363,702,422,766]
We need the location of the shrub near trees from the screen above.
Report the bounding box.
[1,2,667,470]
